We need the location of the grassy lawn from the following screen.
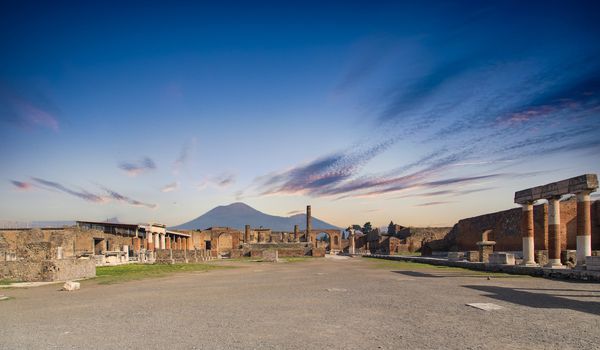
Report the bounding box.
[0,279,21,285]
[92,263,231,285]
[391,251,422,256]
[365,258,527,278]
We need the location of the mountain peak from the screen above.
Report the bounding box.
[173,203,340,231]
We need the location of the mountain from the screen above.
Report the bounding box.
[172,202,341,231]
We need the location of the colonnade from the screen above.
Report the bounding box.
[515,174,597,268]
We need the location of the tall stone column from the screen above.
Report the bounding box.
[349,229,356,255]
[154,233,160,250]
[306,205,312,242]
[521,201,536,266]
[160,234,166,250]
[166,236,171,250]
[576,190,592,266]
[546,196,564,268]
[244,225,250,243]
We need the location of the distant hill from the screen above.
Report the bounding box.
[172,202,341,231]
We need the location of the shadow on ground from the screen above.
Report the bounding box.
[392,271,507,279]
[464,285,600,316]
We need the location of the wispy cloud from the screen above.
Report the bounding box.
[287,210,302,216]
[10,180,32,191]
[0,85,60,131]
[196,172,237,191]
[26,177,157,209]
[102,187,157,209]
[118,157,156,177]
[173,138,196,174]
[258,140,394,196]
[32,178,106,203]
[160,182,179,193]
[415,201,455,207]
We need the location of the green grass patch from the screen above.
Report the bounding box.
[93,263,230,285]
[365,258,526,278]
[0,279,21,286]
[281,257,313,263]
[391,251,422,256]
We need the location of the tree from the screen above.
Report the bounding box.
[387,221,396,235]
[362,222,372,234]
[351,224,361,231]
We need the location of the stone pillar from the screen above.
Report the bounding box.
[133,237,141,252]
[244,225,250,243]
[349,230,356,255]
[177,237,182,250]
[306,205,312,242]
[154,233,159,251]
[576,190,592,267]
[521,202,536,266]
[160,234,166,250]
[165,236,171,250]
[546,197,564,268]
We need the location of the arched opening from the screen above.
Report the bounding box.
[316,232,331,251]
[218,232,233,258]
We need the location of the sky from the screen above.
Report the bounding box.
[1,1,599,228]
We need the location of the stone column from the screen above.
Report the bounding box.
[165,236,171,250]
[576,190,592,266]
[521,201,536,266]
[306,205,312,242]
[160,233,166,250]
[349,229,356,255]
[546,196,564,268]
[244,225,250,243]
[177,237,182,250]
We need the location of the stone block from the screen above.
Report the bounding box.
[465,251,479,262]
[262,250,278,262]
[448,251,464,261]
[489,252,515,265]
[62,281,80,291]
[561,250,577,267]
[586,256,600,271]
[535,250,548,266]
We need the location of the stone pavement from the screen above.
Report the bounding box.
[0,257,599,349]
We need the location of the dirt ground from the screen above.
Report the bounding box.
[1,256,599,349]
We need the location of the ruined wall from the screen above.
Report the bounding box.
[445,198,600,251]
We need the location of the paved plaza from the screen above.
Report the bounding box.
[1,257,599,349]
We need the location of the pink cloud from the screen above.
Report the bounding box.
[10,180,32,191]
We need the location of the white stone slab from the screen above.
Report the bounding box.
[466,303,503,311]
[62,281,80,291]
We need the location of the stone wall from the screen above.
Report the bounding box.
[445,198,600,251]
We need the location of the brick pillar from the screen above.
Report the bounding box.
[546,197,564,268]
[306,205,312,242]
[244,225,250,243]
[133,237,141,252]
[166,236,171,250]
[187,237,194,250]
[521,201,536,266]
[576,190,592,266]
[177,237,182,250]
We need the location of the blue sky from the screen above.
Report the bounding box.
[1,1,599,228]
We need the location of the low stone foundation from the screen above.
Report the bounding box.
[1,258,96,282]
[367,255,600,282]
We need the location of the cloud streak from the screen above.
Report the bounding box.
[26,177,157,208]
[161,182,179,193]
[118,157,156,177]
[10,180,32,191]
[0,85,60,131]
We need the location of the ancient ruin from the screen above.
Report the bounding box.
[514,174,598,268]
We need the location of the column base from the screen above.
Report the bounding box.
[520,261,538,267]
[544,259,565,269]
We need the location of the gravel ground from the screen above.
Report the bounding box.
[1,257,599,349]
